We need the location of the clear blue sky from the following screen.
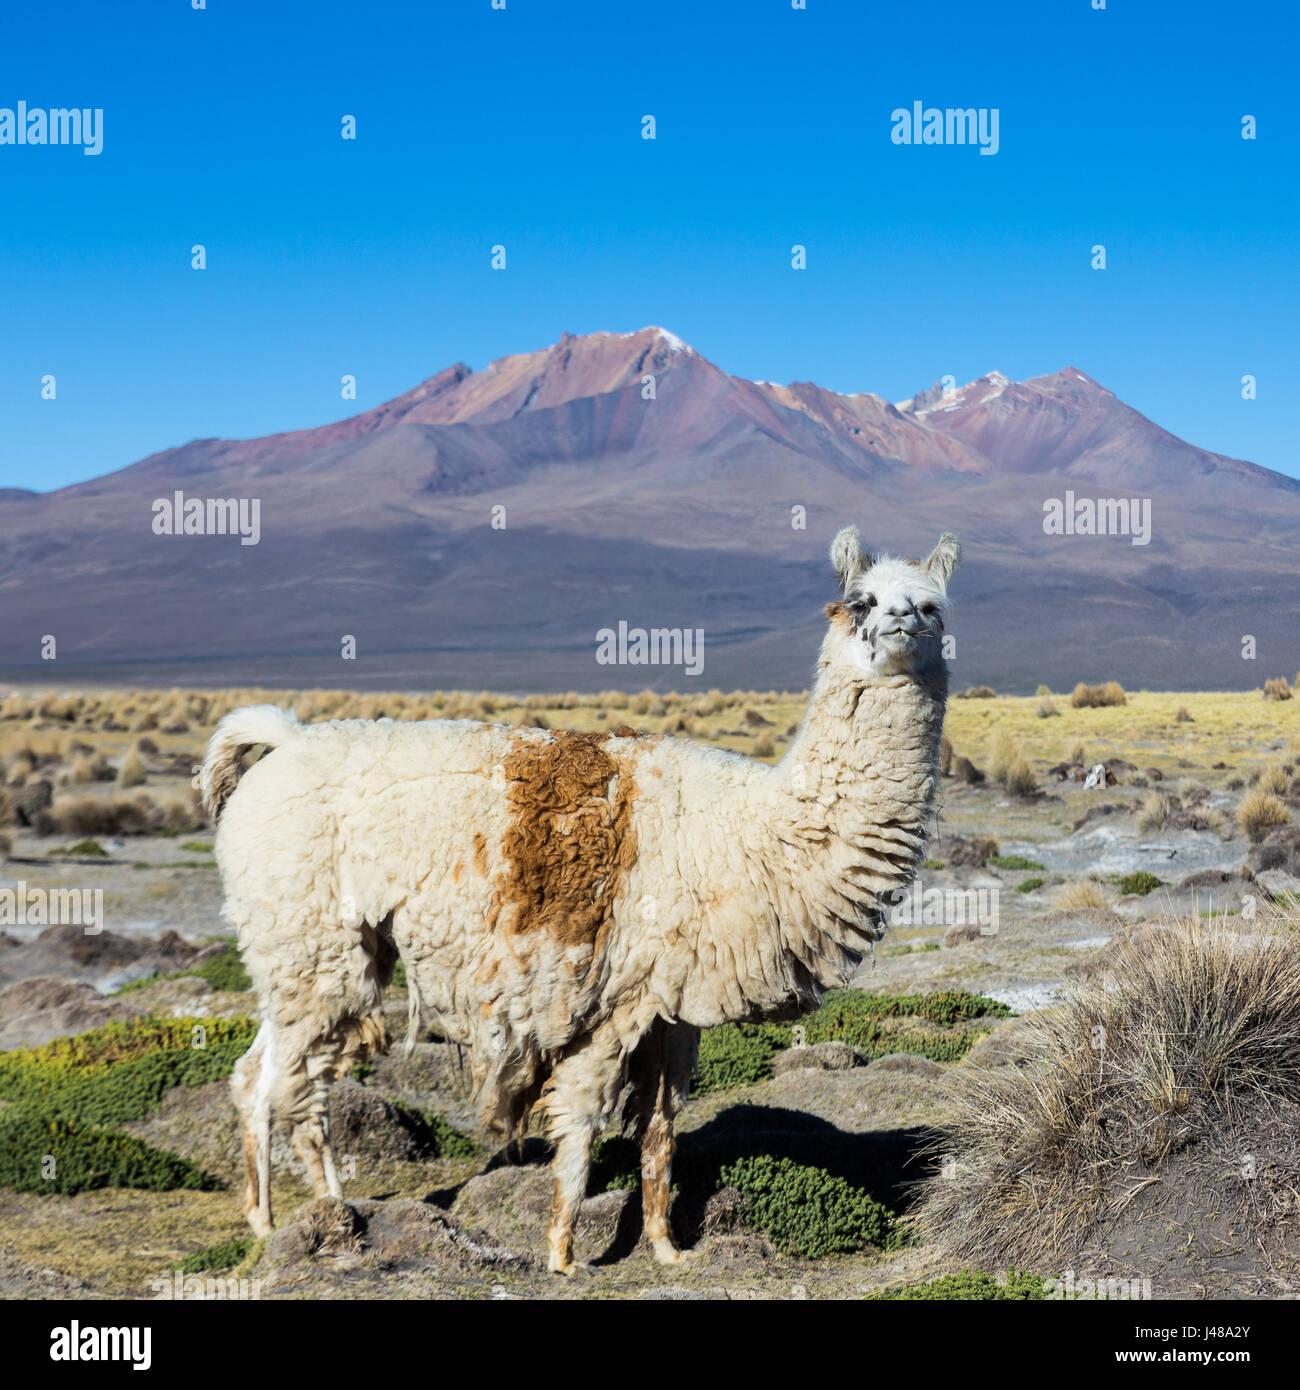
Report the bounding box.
[1,0,1296,490]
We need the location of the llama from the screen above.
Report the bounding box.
[202,525,959,1271]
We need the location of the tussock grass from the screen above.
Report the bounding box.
[917,921,1300,1267]
[1256,764,1291,797]
[1057,880,1111,911]
[1237,790,1290,842]
[1003,757,1037,797]
[1136,791,1171,834]
[1070,681,1127,708]
[987,731,1018,783]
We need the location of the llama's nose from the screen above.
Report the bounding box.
[878,605,919,635]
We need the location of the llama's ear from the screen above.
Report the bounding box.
[830,525,871,591]
[924,533,961,585]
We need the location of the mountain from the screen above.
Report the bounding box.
[2,327,1297,692]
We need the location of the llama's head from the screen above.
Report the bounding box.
[824,526,960,682]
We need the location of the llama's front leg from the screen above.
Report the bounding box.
[638,1021,700,1266]
[544,1028,627,1274]
[547,1120,597,1275]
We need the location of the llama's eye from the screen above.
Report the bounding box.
[919,603,938,617]
[859,594,876,610]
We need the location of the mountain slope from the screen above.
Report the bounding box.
[3,327,1297,692]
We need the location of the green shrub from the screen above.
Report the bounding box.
[864,1270,1048,1300]
[1117,871,1162,897]
[694,1023,789,1092]
[1016,877,1046,894]
[391,959,408,990]
[721,1155,904,1257]
[422,1111,478,1159]
[49,838,107,858]
[988,854,1045,872]
[175,1235,255,1274]
[179,841,213,854]
[0,1112,218,1195]
[0,1016,257,1130]
[189,946,251,993]
[693,990,1011,1093]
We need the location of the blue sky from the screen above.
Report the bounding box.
[1,0,1296,490]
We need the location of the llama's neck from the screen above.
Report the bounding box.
[710,661,947,1021]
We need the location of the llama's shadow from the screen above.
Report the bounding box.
[426,1107,940,1266]
[598,1105,941,1264]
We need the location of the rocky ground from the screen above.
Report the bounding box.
[2,693,1299,1300]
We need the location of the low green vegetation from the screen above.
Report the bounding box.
[1016,877,1046,894]
[0,1016,258,1129]
[1115,871,1163,896]
[987,854,1045,872]
[179,841,213,854]
[421,1110,479,1159]
[0,1115,218,1195]
[694,990,1011,1094]
[174,1235,255,1274]
[0,1017,255,1195]
[864,1270,1048,1300]
[722,1154,904,1257]
[588,1139,905,1257]
[49,838,108,858]
[113,943,251,996]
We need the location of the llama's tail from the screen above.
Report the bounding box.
[200,704,302,823]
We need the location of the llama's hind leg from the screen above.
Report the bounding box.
[632,1020,700,1265]
[284,1013,386,1201]
[230,1020,277,1236]
[289,1082,342,1199]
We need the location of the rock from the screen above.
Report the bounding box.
[0,923,204,990]
[326,1078,441,1163]
[962,1023,1036,1070]
[1072,802,1123,832]
[1145,767,1164,781]
[452,1165,627,1261]
[939,834,999,867]
[942,922,986,947]
[1177,868,1252,890]
[1247,826,1300,878]
[742,709,773,727]
[772,1041,860,1074]
[952,757,985,786]
[10,779,53,825]
[0,975,142,1049]
[1257,869,1300,901]
[1048,761,1087,781]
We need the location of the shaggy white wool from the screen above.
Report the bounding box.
[205,525,959,1268]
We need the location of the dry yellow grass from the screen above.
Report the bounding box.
[918,919,1300,1268]
[987,730,1018,783]
[1070,680,1126,708]
[1237,790,1290,842]
[1057,880,1111,910]
[0,685,1294,794]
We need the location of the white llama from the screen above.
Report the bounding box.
[202,525,959,1271]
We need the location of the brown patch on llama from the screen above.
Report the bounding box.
[496,731,639,955]
[472,831,488,876]
[824,601,852,631]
